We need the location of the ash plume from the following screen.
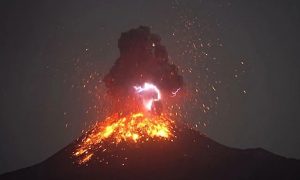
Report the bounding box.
[104,26,184,99]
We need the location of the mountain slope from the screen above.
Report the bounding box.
[1,125,299,180]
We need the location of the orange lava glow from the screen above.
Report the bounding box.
[73,112,175,164]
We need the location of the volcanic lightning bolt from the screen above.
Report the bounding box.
[133,82,161,111]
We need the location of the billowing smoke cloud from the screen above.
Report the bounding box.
[104,26,183,99]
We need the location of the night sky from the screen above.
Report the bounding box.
[1,0,300,174]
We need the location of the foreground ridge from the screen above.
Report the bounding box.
[1,123,300,180]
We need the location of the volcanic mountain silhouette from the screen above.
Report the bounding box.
[1,123,299,180]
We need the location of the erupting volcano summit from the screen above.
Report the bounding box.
[74,26,184,165]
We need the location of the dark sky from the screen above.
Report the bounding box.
[1,0,300,174]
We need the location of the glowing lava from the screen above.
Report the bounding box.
[74,112,175,164]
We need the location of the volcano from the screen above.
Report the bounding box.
[1,122,299,180]
[2,26,299,179]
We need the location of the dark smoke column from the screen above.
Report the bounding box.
[104,26,183,112]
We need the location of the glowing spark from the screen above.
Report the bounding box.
[133,82,161,111]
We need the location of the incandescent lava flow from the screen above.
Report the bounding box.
[73,26,184,165]
[74,111,176,164]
